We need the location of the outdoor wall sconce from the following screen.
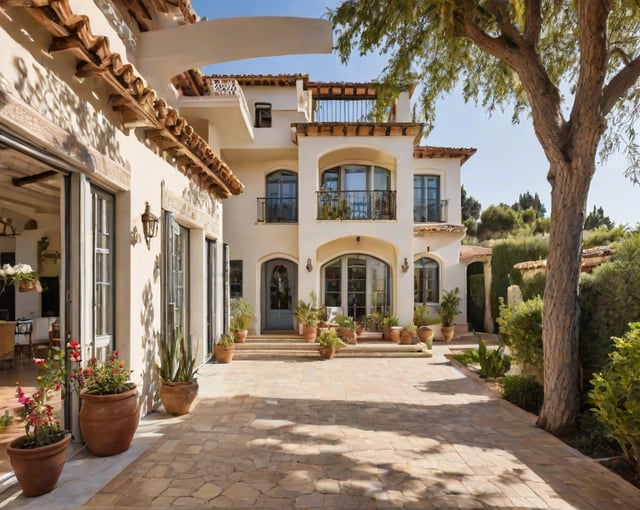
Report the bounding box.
[141,202,159,248]
[306,258,313,272]
[401,257,410,272]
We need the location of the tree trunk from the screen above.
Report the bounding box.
[536,159,593,438]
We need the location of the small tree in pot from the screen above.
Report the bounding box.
[158,327,199,416]
[438,288,462,342]
[230,298,254,343]
[317,328,347,359]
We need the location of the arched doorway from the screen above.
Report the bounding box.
[263,258,297,331]
[467,262,485,332]
[321,254,390,321]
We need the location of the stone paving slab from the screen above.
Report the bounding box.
[4,344,640,509]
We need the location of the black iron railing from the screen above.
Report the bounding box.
[316,190,396,220]
[413,199,449,223]
[257,197,298,223]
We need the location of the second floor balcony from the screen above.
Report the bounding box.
[413,199,449,223]
[317,190,396,221]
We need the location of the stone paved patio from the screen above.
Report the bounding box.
[3,340,639,509]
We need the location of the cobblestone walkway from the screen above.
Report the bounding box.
[4,344,639,509]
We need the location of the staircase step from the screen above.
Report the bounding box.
[229,340,432,360]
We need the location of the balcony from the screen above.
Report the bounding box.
[177,79,253,145]
[257,197,298,223]
[413,199,449,223]
[316,190,397,221]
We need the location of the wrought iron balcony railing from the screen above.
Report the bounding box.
[316,190,397,221]
[413,199,449,223]
[257,197,298,223]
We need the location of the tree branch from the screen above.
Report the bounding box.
[602,54,640,116]
[460,9,567,164]
[523,0,542,49]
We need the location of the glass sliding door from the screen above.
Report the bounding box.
[91,187,114,361]
[164,212,189,343]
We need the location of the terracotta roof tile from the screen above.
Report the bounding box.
[414,145,477,165]
[14,0,242,198]
[207,74,309,87]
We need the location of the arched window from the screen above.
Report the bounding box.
[319,165,394,220]
[264,170,297,223]
[414,257,440,304]
[322,254,390,320]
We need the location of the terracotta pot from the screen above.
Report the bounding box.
[417,326,434,343]
[234,330,248,343]
[382,325,391,341]
[214,344,234,363]
[302,325,317,343]
[160,379,199,416]
[389,326,402,343]
[319,346,335,359]
[80,387,139,457]
[400,330,413,345]
[18,280,42,293]
[7,433,71,497]
[441,326,455,343]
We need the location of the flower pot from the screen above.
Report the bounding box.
[400,330,413,345]
[214,344,234,363]
[234,330,248,343]
[7,433,71,497]
[441,326,455,343]
[417,326,434,344]
[18,280,42,293]
[382,325,391,341]
[302,325,317,343]
[319,346,335,359]
[160,379,199,416]
[389,326,402,343]
[80,387,139,457]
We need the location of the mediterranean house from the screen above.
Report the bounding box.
[0,0,476,477]
[200,75,476,333]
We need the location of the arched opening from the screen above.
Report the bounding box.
[262,258,297,331]
[466,262,485,332]
[414,256,440,305]
[321,254,390,321]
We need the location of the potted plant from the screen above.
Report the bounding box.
[158,327,199,416]
[214,333,234,363]
[230,298,254,343]
[414,304,436,348]
[317,328,347,359]
[386,315,401,343]
[0,262,41,293]
[295,293,319,342]
[6,343,80,496]
[334,314,357,344]
[70,350,139,457]
[438,287,462,342]
[400,323,417,345]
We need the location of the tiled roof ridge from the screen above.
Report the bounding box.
[11,0,242,197]
[413,145,477,165]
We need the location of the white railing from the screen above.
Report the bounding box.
[207,79,251,119]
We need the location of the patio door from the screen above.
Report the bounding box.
[263,259,296,331]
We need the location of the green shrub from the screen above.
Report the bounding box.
[496,296,543,371]
[582,226,626,248]
[589,323,640,474]
[478,340,511,378]
[489,238,548,324]
[520,272,546,301]
[450,349,480,365]
[579,233,640,392]
[501,375,544,414]
[572,410,621,459]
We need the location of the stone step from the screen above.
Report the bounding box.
[230,340,432,360]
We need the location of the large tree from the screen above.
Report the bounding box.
[331,1,640,438]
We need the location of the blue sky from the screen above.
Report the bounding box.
[191,0,639,227]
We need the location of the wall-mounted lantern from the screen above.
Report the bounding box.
[401,257,410,272]
[306,258,313,272]
[141,202,159,248]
